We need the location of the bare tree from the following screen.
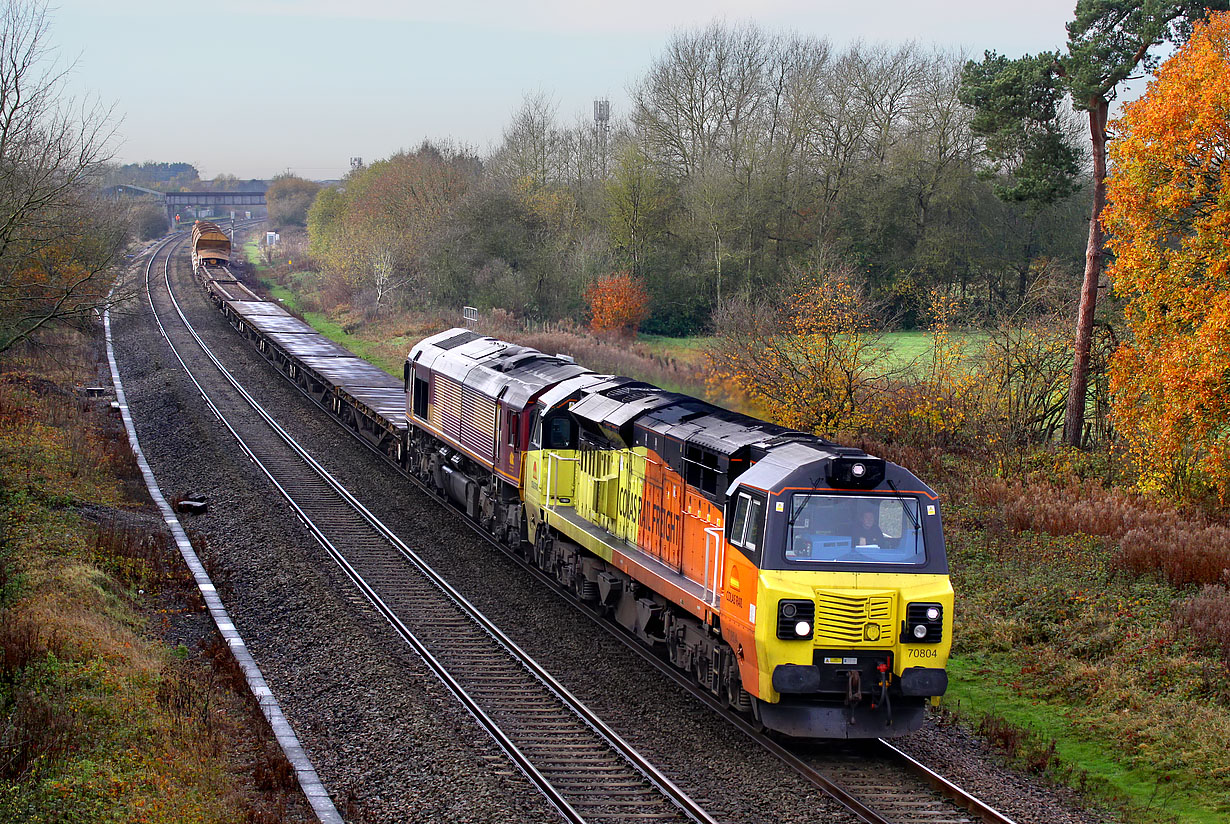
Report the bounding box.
[493,91,562,185]
[0,0,123,353]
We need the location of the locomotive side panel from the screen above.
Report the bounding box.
[681,488,720,584]
[459,383,497,466]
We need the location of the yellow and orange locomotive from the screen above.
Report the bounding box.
[405,329,953,738]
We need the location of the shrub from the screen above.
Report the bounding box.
[707,269,888,435]
[1177,586,1230,671]
[585,270,650,339]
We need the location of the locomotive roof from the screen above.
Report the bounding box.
[410,328,590,408]
[409,327,870,478]
[563,373,835,460]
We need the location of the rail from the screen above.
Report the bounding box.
[147,240,718,824]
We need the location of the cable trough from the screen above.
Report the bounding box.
[143,237,718,824]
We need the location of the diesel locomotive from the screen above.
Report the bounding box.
[404,329,953,738]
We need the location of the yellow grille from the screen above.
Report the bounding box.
[812,589,895,645]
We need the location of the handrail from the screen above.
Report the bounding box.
[702,526,724,608]
[544,450,578,517]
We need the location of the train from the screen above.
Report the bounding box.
[191,221,231,273]
[192,239,953,739]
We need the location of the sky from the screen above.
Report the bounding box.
[50,0,1087,180]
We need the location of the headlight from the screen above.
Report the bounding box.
[901,602,943,643]
[777,599,815,640]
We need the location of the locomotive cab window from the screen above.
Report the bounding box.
[544,415,576,450]
[412,374,429,419]
[727,491,765,560]
[507,412,519,449]
[785,494,925,565]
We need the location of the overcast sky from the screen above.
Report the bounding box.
[52,0,1084,180]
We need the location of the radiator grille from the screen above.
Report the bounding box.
[432,375,461,434]
[460,386,497,462]
[813,589,895,645]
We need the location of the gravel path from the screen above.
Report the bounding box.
[108,244,1115,824]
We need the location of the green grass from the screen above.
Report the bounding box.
[637,333,718,363]
[638,330,990,373]
[242,239,265,268]
[261,278,300,313]
[945,654,1226,823]
[881,330,935,365]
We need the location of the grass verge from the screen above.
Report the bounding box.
[0,331,307,824]
[938,484,1230,824]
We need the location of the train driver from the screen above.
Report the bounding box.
[853,507,888,548]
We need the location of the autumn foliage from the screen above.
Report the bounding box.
[1104,12,1230,500]
[707,270,888,435]
[585,270,650,339]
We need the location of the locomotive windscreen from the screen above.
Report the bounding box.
[785,494,925,565]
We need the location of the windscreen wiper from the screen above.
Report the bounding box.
[887,480,921,532]
[787,496,808,527]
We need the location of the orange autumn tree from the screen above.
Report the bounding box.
[585,270,650,339]
[1105,11,1230,499]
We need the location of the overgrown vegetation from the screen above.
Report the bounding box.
[0,334,304,823]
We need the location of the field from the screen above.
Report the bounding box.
[641,329,990,373]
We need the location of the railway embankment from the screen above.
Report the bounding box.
[0,329,313,824]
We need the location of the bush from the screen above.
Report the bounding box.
[585,270,650,339]
[966,475,1230,588]
[1177,586,1230,671]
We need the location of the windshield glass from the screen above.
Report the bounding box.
[785,494,925,565]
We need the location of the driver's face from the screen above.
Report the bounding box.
[861,511,876,526]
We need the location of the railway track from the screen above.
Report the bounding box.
[152,226,1021,824]
[141,235,719,824]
